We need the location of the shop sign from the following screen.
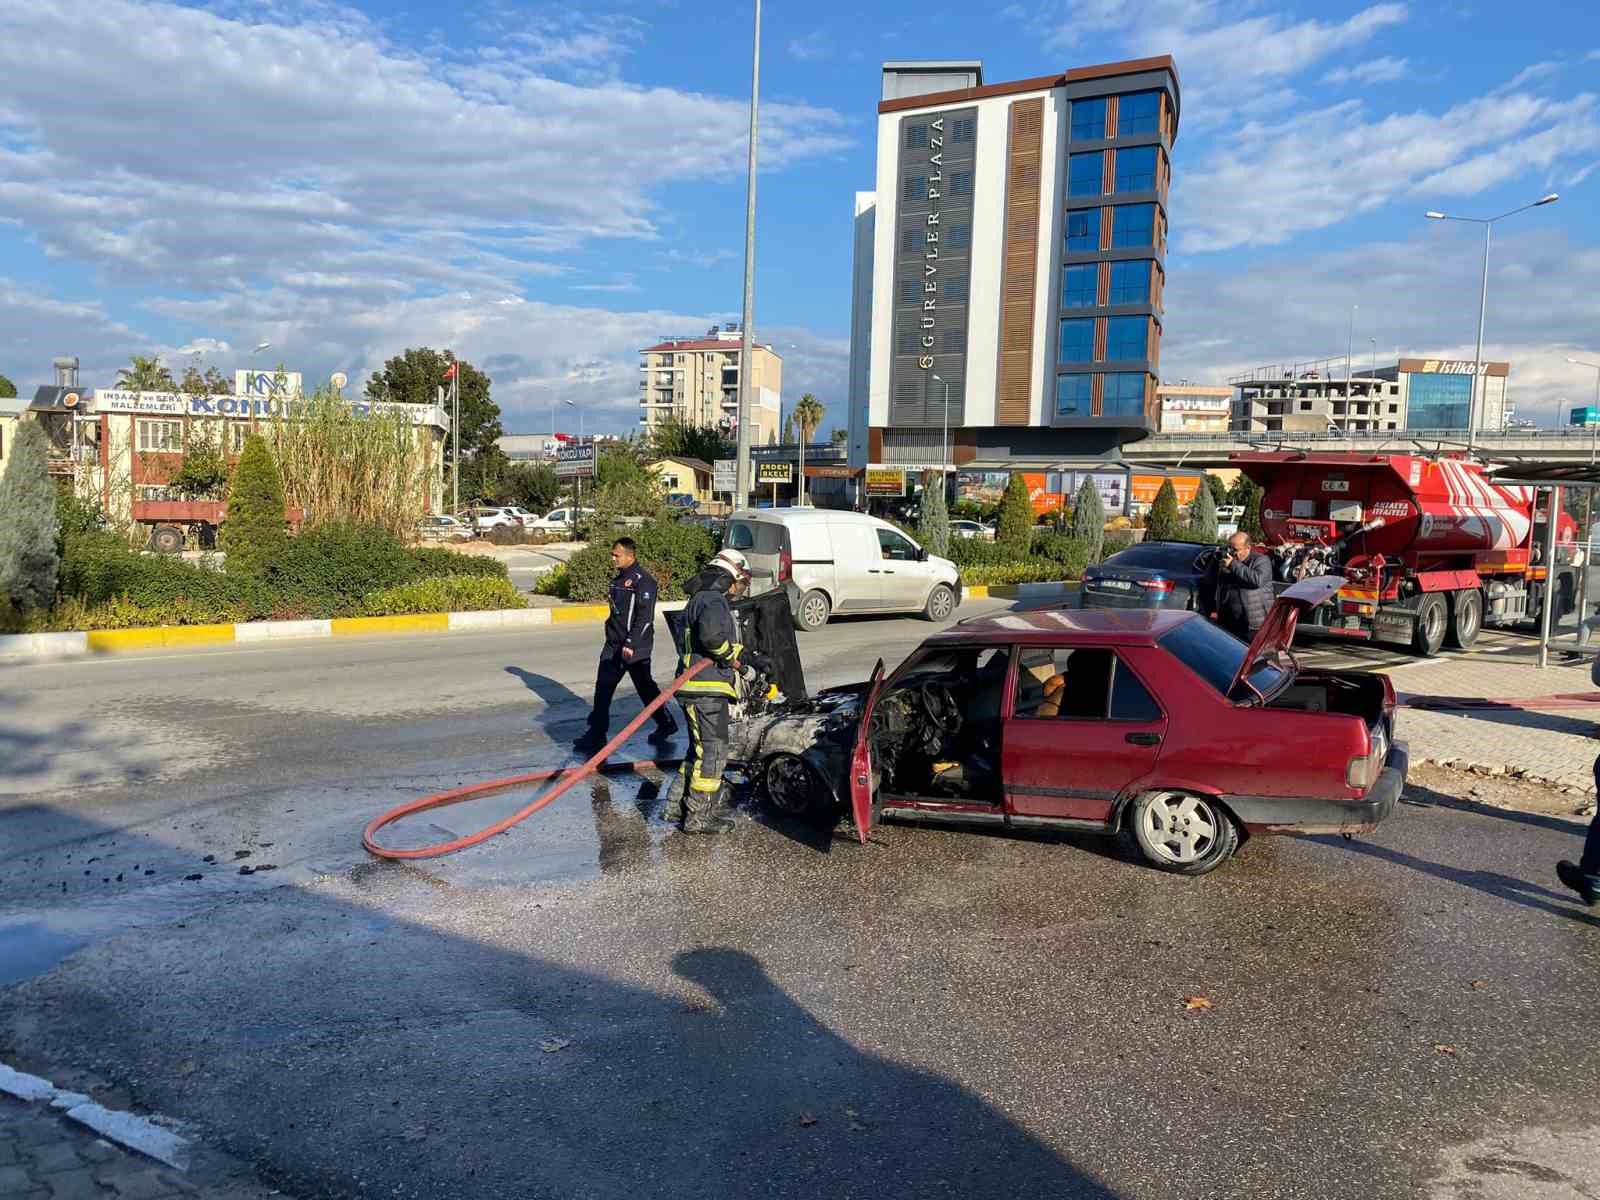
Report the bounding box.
[865,467,906,497]
[555,442,595,478]
[756,462,793,484]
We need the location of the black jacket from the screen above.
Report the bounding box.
[676,578,741,699]
[1211,551,1274,633]
[604,563,658,660]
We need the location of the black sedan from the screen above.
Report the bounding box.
[1078,540,1214,611]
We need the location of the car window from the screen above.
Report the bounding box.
[1106,543,1204,571]
[1014,647,1160,720]
[1158,618,1287,701]
[726,521,755,550]
[877,528,918,560]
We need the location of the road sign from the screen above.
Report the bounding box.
[714,459,737,492]
[555,442,596,479]
[756,462,793,485]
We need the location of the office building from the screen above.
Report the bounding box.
[848,55,1180,477]
[1230,356,1510,434]
[637,325,782,445]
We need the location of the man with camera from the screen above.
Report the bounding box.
[1206,531,1273,641]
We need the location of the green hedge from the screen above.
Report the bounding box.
[407,546,510,580]
[545,520,717,603]
[359,575,526,616]
[58,531,274,616]
[962,562,1075,585]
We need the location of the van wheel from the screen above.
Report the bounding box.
[1411,593,1447,656]
[1445,588,1482,649]
[1128,791,1239,876]
[149,525,184,555]
[794,589,830,632]
[923,583,957,622]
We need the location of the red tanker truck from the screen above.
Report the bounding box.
[1230,451,1579,655]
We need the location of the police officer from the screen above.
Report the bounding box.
[667,548,767,834]
[574,537,678,754]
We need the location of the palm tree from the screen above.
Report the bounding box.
[118,355,176,393]
[791,394,825,507]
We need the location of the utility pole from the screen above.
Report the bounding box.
[451,361,460,514]
[733,0,762,509]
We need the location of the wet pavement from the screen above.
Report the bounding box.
[3,606,1599,1198]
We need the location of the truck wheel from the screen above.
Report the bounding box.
[1445,588,1482,649]
[1128,791,1239,876]
[793,588,831,633]
[149,525,184,555]
[1411,593,1447,656]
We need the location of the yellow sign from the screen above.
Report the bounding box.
[756,462,793,484]
[865,468,906,497]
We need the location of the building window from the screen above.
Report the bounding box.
[1120,91,1161,135]
[899,279,918,303]
[137,419,183,452]
[899,330,920,354]
[1071,98,1106,141]
[1388,403,1398,414]
[951,117,976,143]
[1111,204,1156,248]
[903,175,926,202]
[1057,374,1093,415]
[1059,319,1095,362]
[950,171,973,197]
[901,229,919,253]
[1061,264,1097,309]
[1114,145,1158,193]
[904,124,928,149]
[1103,373,1147,417]
[946,223,971,250]
[942,329,965,351]
[1065,208,1100,252]
[1068,152,1103,197]
[944,277,968,303]
[1299,400,1313,412]
[1407,372,1472,429]
[1107,260,1150,305]
[1105,316,1148,362]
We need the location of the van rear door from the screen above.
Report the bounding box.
[723,516,786,596]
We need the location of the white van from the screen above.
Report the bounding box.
[723,509,962,632]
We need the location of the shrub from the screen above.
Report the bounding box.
[1145,480,1184,542]
[961,562,1074,586]
[995,475,1034,551]
[270,522,418,613]
[1188,482,1218,542]
[1032,534,1092,578]
[0,420,60,614]
[1102,532,1135,559]
[557,545,616,602]
[57,532,273,618]
[1071,478,1105,564]
[947,539,1031,568]
[407,546,509,580]
[221,434,288,576]
[631,520,715,598]
[359,574,526,616]
[533,564,570,598]
[917,475,950,558]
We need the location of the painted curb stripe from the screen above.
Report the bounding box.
[85,624,236,654]
[331,614,450,637]
[550,604,611,624]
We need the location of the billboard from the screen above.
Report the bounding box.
[1070,470,1128,516]
[555,442,596,478]
[713,459,737,492]
[1131,473,1203,507]
[235,370,303,397]
[865,468,906,497]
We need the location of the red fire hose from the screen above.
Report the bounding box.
[363,659,709,860]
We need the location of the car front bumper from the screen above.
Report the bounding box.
[1227,741,1408,836]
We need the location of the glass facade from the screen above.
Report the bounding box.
[1108,260,1149,304]
[1407,372,1472,429]
[1059,319,1095,362]
[1065,208,1100,252]
[1111,204,1155,248]
[1057,374,1093,415]
[1103,373,1147,416]
[1105,316,1148,361]
[1071,98,1106,141]
[1120,91,1161,135]
[1113,146,1158,193]
[1068,152,1103,197]
[1061,264,1097,309]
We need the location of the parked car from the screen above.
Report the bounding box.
[950,519,994,540]
[416,514,473,542]
[472,506,527,532]
[526,506,595,533]
[1079,540,1213,612]
[729,577,1405,876]
[724,508,961,632]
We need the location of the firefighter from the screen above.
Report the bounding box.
[666,548,767,834]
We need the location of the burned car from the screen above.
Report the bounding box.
[703,578,1407,877]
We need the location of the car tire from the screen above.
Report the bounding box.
[149,525,184,555]
[1128,791,1239,876]
[794,588,831,633]
[922,583,957,622]
[763,754,834,825]
[1444,588,1482,649]
[1411,593,1447,657]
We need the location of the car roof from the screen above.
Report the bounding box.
[934,607,1197,646]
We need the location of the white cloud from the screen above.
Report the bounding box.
[1324,57,1410,86]
[1498,61,1563,92]
[177,338,233,356]
[787,31,833,62]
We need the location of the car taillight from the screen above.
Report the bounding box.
[1346,756,1372,789]
[1138,579,1174,592]
[778,548,792,583]
[1347,726,1387,790]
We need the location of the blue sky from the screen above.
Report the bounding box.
[1,0,1597,434]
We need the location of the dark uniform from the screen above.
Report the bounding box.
[579,562,676,749]
[1208,550,1274,641]
[670,572,747,833]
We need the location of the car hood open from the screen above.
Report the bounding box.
[1229,575,1344,697]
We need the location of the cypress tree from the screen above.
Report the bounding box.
[221,433,288,576]
[1242,483,1265,540]
[0,420,60,611]
[1071,477,1105,563]
[1188,481,1218,542]
[996,473,1035,551]
[918,472,951,557]
[1146,479,1183,541]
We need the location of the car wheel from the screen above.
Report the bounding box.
[1128,791,1239,876]
[149,524,184,555]
[1444,588,1482,649]
[923,583,957,622]
[1411,593,1447,657]
[793,588,831,632]
[763,753,833,825]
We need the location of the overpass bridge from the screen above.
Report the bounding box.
[1121,428,1600,467]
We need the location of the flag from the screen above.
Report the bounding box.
[442,361,458,382]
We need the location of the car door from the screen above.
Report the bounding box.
[847,660,887,842]
[1003,645,1167,824]
[873,526,929,610]
[830,522,884,611]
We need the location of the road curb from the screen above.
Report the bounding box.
[0,583,1077,664]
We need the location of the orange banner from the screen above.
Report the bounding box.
[1130,473,1202,506]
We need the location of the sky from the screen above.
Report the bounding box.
[1,0,1597,436]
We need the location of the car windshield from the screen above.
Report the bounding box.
[1158,617,1288,703]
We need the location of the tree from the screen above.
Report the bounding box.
[792,394,825,446]
[1242,484,1264,540]
[649,416,730,465]
[0,374,16,399]
[830,427,848,445]
[1224,473,1255,508]
[596,443,648,489]
[221,434,288,575]
[1205,473,1228,507]
[180,365,233,396]
[996,473,1034,551]
[168,423,230,499]
[1188,480,1218,542]
[1146,480,1183,541]
[118,355,175,392]
[918,471,950,557]
[498,462,561,513]
[1072,478,1105,563]
[365,348,502,466]
[0,420,60,613]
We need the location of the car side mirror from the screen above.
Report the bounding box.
[917,547,929,562]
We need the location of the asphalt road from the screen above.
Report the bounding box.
[2,602,1598,1199]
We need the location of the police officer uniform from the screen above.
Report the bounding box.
[576,560,677,752]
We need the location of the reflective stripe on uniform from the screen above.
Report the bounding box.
[679,704,725,792]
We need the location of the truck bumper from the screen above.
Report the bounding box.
[1228,741,1408,836]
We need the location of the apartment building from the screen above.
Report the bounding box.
[637,325,782,445]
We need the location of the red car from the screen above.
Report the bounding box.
[808,577,1405,875]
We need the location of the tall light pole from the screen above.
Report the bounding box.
[932,372,951,487]
[733,0,762,510]
[1425,193,1559,451]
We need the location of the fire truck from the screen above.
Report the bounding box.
[1230,451,1579,655]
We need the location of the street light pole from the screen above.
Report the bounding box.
[933,372,950,486]
[733,0,762,509]
[1425,193,1559,452]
